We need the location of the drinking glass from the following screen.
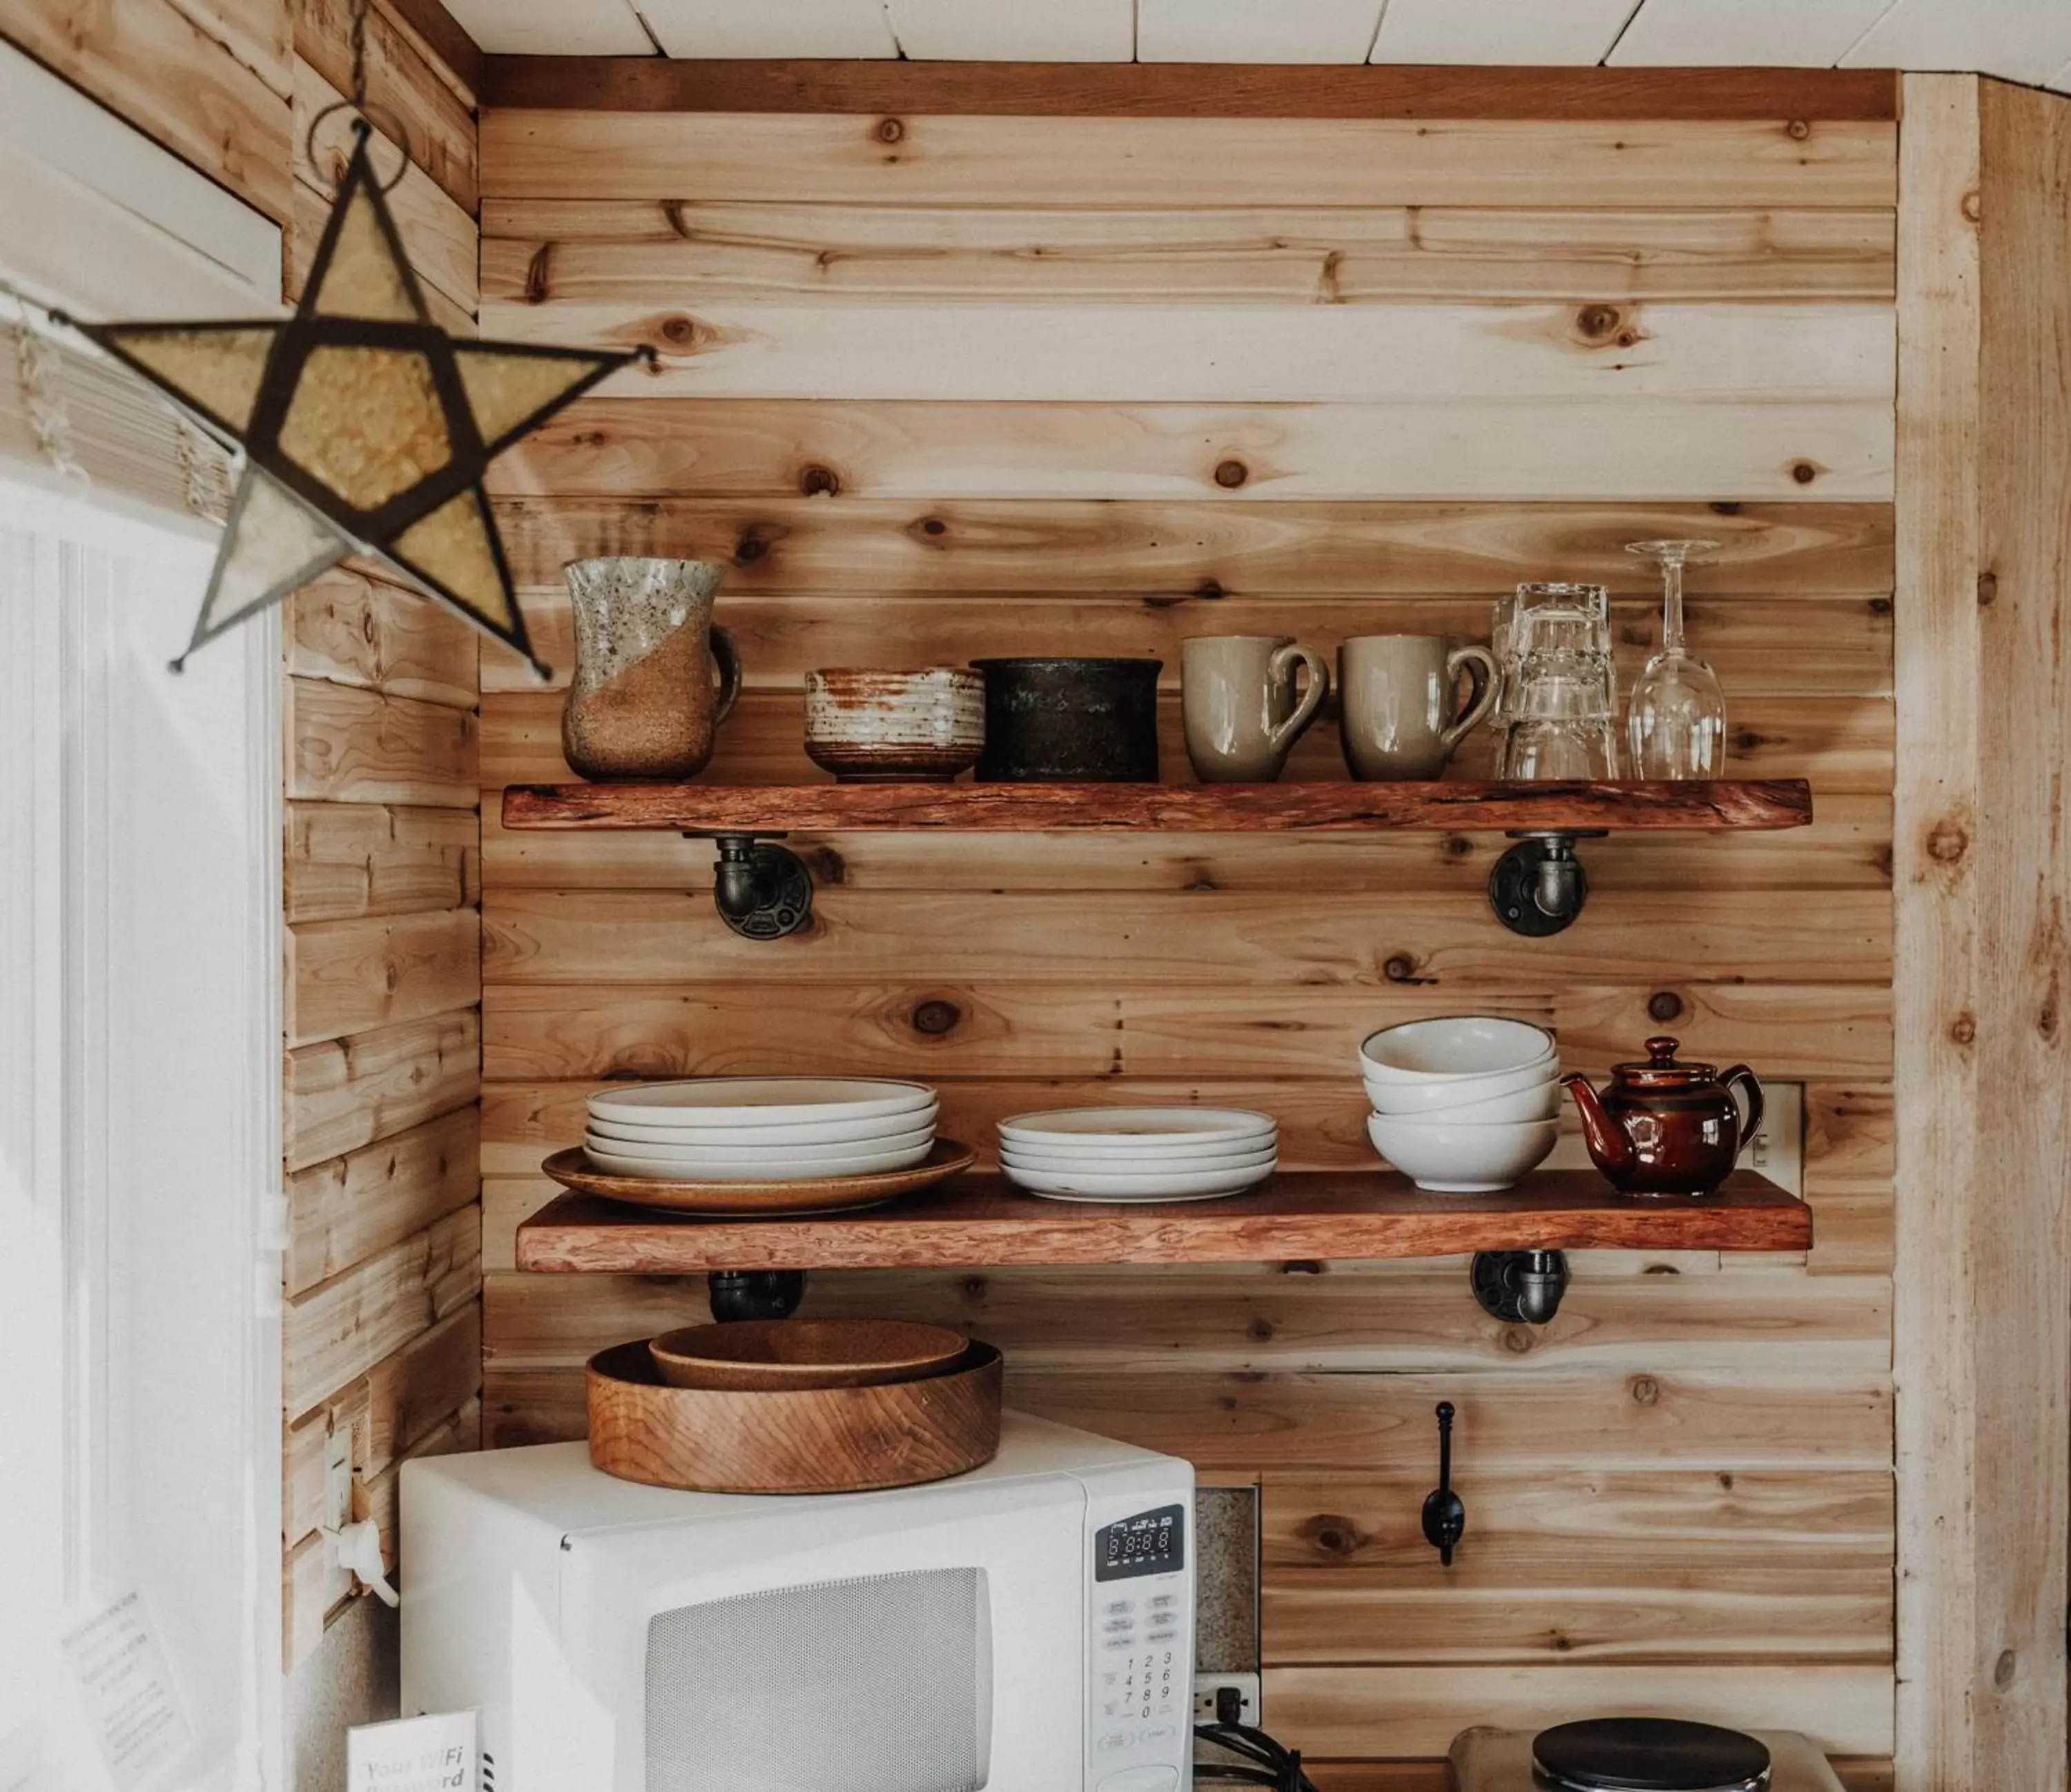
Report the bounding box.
[1508,582,1614,661]
[1503,716,1623,780]
[1624,540,1727,779]
[1497,583,1620,778]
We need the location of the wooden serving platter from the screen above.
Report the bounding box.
[542,1138,977,1216]
[587,1338,1004,1493]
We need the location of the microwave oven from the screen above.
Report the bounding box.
[400,1411,1196,1792]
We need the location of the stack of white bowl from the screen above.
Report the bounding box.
[1361,1017,1562,1193]
[998,1107,1277,1202]
[583,1077,937,1181]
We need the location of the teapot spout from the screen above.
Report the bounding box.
[1562,1073,1633,1173]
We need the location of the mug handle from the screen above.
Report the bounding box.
[1439,644,1500,753]
[710,624,742,725]
[1265,641,1330,757]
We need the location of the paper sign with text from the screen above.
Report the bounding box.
[347,1711,478,1792]
[59,1593,192,1791]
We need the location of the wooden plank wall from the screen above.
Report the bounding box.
[1893,75,2071,1792]
[279,0,483,1671]
[0,0,295,224]
[474,72,1901,1775]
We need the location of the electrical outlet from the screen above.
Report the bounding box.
[1742,1080,1804,1196]
[1192,1672,1261,1728]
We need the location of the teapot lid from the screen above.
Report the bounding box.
[1612,1035,1718,1087]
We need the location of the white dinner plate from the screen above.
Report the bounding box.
[586,1124,935,1165]
[993,1128,1276,1165]
[1022,1187,1250,1205]
[1000,1144,1278,1176]
[582,1137,935,1181]
[998,1107,1276,1151]
[1000,1160,1276,1199]
[587,1078,936,1128]
[586,1105,939,1148]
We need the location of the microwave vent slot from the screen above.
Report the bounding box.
[646,1565,993,1792]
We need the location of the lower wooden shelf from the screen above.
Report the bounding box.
[514,1169,1811,1274]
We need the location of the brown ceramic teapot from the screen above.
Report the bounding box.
[1562,1037,1764,1198]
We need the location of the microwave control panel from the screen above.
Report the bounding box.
[1088,1504,1190,1791]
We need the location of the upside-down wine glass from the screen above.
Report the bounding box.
[1624,540,1727,779]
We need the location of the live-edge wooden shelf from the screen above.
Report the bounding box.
[501,778,1812,835]
[515,1171,1811,1274]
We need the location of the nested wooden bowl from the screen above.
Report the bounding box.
[587,1337,1003,1493]
[647,1318,969,1390]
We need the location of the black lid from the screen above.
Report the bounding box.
[1533,1719,1771,1791]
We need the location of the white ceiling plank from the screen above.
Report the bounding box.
[1611,0,1898,66]
[1370,0,1640,64]
[641,0,900,58]
[1840,0,2071,83]
[884,0,1135,61]
[441,0,654,54]
[1138,0,1386,64]
[2053,53,2071,91]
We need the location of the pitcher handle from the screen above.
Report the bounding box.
[1264,641,1330,757]
[1440,644,1500,753]
[1720,1064,1765,1159]
[710,624,742,726]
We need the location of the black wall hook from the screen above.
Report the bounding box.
[1421,1401,1466,1567]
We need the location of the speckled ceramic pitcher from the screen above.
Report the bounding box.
[560,558,741,780]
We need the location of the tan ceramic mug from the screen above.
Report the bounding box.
[1339,634,1499,781]
[1182,635,1330,783]
[560,557,741,780]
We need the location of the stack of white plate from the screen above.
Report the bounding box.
[1361,1017,1562,1192]
[998,1107,1277,1202]
[583,1078,937,1181]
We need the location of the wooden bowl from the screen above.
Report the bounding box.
[647,1318,969,1390]
[587,1338,1003,1494]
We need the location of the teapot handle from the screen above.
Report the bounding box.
[1720,1064,1764,1158]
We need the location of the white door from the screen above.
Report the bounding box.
[0,489,284,1791]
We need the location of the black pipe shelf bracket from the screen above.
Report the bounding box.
[1487,830,1606,936]
[707,1269,807,1321]
[687,831,814,940]
[1471,1249,1570,1325]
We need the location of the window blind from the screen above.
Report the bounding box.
[0,324,235,527]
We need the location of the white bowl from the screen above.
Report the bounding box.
[1001,1160,1276,1200]
[1358,1017,1555,1082]
[587,1104,938,1148]
[583,1136,935,1181]
[1000,1143,1278,1176]
[1363,1074,1562,1123]
[587,1078,935,1128]
[1366,1113,1559,1193]
[998,1107,1276,1150]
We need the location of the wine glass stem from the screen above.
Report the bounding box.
[1660,555,1687,654]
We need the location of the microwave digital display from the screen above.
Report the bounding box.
[1094,1504,1186,1582]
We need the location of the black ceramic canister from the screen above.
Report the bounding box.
[970,658,1163,781]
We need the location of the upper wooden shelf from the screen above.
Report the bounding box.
[501,779,1813,835]
[514,1170,1811,1274]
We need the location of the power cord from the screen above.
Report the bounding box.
[1193,1686,1321,1791]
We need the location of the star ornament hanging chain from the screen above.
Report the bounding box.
[82,92,647,677]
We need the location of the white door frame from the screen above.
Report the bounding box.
[0,41,286,1792]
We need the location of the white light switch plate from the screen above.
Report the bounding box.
[324,1426,353,1535]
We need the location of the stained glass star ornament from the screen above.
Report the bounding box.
[83,121,641,676]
